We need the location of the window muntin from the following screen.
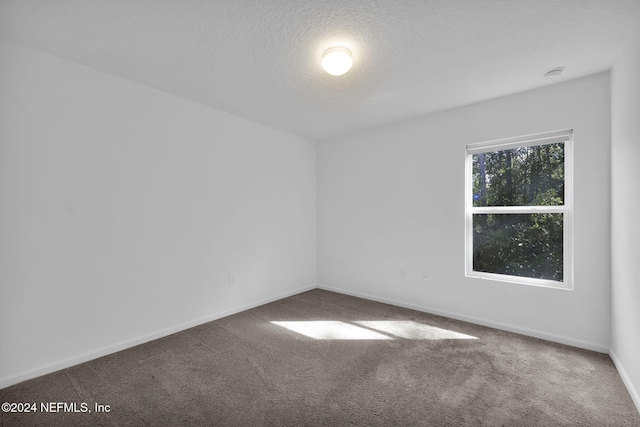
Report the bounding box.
[465,130,573,289]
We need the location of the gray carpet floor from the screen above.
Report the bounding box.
[1,289,639,426]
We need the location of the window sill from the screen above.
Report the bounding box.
[466,272,573,291]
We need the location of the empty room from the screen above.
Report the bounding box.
[1,1,639,425]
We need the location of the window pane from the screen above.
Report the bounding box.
[472,143,564,207]
[473,213,563,281]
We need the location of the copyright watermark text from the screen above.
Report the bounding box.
[2,401,111,414]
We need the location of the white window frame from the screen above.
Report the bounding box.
[465,129,573,290]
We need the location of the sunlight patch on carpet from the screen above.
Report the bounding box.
[271,320,478,340]
[271,321,392,340]
[356,321,478,340]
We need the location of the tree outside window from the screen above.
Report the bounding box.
[465,130,573,289]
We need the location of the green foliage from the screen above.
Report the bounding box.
[472,143,565,282]
[472,143,564,207]
[473,214,563,281]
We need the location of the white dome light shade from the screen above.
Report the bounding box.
[322,47,353,76]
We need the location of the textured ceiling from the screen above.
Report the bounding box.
[1,0,639,141]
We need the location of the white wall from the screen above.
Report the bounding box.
[610,29,640,411]
[318,73,611,352]
[0,39,316,387]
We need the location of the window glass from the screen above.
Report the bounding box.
[472,143,564,207]
[472,213,563,281]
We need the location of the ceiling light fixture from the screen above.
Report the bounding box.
[322,47,353,76]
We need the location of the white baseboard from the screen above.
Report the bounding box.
[609,350,640,414]
[316,283,609,354]
[0,284,316,390]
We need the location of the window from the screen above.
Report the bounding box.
[465,130,573,289]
